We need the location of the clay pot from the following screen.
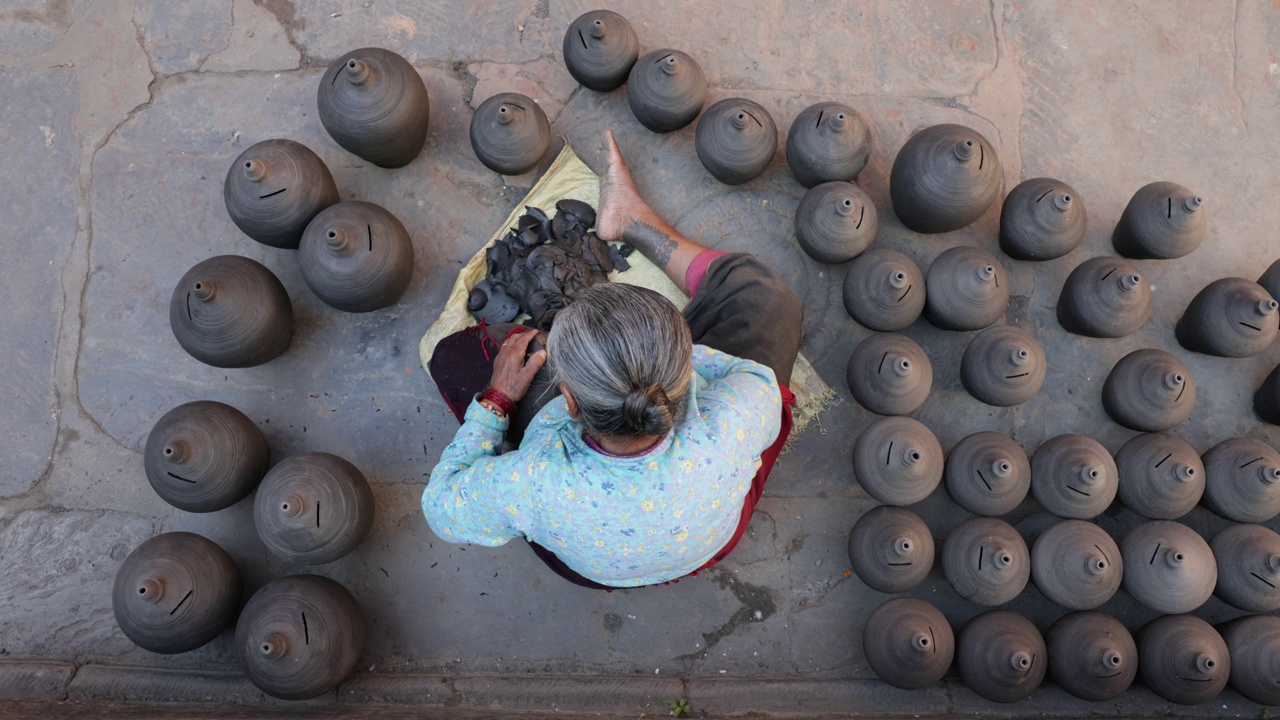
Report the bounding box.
[1253,363,1280,424]
[1112,181,1206,259]
[1046,612,1137,702]
[1121,520,1217,614]
[1056,256,1152,338]
[842,249,926,331]
[627,48,707,133]
[470,92,551,176]
[1201,437,1280,523]
[845,333,932,416]
[941,517,1030,606]
[960,325,1046,407]
[236,575,366,701]
[1114,432,1205,520]
[786,102,871,188]
[695,98,777,185]
[112,532,242,654]
[562,10,639,92]
[889,124,1002,234]
[298,201,414,313]
[794,181,878,264]
[1219,614,1280,706]
[923,246,1009,331]
[253,452,375,565]
[944,431,1030,516]
[224,139,339,249]
[1030,520,1123,610]
[863,598,954,690]
[1175,277,1280,358]
[847,506,934,593]
[1257,258,1280,303]
[1101,349,1196,432]
[317,47,430,168]
[1030,434,1118,520]
[1210,523,1280,612]
[957,610,1046,703]
[1136,615,1229,705]
[852,416,944,506]
[169,255,293,368]
[998,178,1086,260]
[143,400,268,513]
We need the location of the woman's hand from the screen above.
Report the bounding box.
[488,328,547,402]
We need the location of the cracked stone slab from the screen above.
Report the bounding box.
[0,661,76,700]
[135,0,233,75]
[201,0,300,73]
[874,0,997,96]
[0,0,88,57]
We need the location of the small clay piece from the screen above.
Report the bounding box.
[317,47,430,168]
[1175,277,1280,358]
[1030,520,1123,610]
[889,124,1002,234]
[1046,612,1137,701]
[957,610,1046,703]
[1210,523,1280,612]
[224,139,339,249]
[863,598,954,690]
[842,249,926,331]
[169,255,293,368]
[998,178,1086,260]
[468,278,521,324]
[845,333,932,416]
[1120,520,1217,614]
[786,102,872,188]
[847,506,934,593]
[562,10,639,92]
[253,452,375,565]
[694,98,777,185]
[236,575,366,700]
[298,201,414,313]
[960,325,1046,407]
[143,400,268,513]
[1136,615,1229,705]
[794,181,878,264]
[1112,181,1206,259]
[923,246,1009,331]
[627,48,707,133]
[944,431,1030,516]
[1114,432,1204,520]
[1219,614,1280,706]
[852,416,944,506]
[112,532,242,654]
[470,92,551,176]
[1258,258,1280,303]
[1030,434,1118,520]
[1101,349,1196,432]
[1201,437,1280,523]
[941,517,1030,606]
[1254,364,1280,425]
[1056,256,1152,338]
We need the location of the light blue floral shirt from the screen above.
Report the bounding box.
[423,345,782,587]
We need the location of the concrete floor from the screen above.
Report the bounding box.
[2,0,1280,715]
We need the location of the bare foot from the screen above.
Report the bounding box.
[595,130,656,242]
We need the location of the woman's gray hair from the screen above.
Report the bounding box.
[547,283,693,438]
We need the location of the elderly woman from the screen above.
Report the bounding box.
[423,131,802,588]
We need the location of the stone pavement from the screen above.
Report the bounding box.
[1,0,1279,716]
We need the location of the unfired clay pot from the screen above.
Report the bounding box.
[169,255,293,368]
[847,505,934,593]
[794,181,878,264]
[470,92,551,175]
[1112,181,1206,259]
[1254,363,1280,425]
[1030,519,1123,610]
[1210,523,1280,612]
[1201,437,1280,523]
[960,324,1046,407]
[144,400,268,513]
[695,98,777,185]
[941,517,1030,606]
[298,201,414,313]
[1121,520,1217,614]
[890,124,1001,234]
[317,47,430,168]
[562,10,639,92]
[863,598,954,690]
[846,333,932,416]
[1046,611,1137,702]
[1056,256,1152,338]
[253,452,374,565]
[923,246,1009,331]
[1219,614,1280,706]
[998,178,1086,260]
[842,249,925,331]
[957,610,1046,703]
[1114,432,1204,520]
[1136,614,1229,705]
[627,49,707,133]
[1102,348,1196,432]
[786,102,871,188]
[1257,258,1280,304]
[1030,434,1118,520]
[1176,277,1279,358]
[852,416,944,506]
[224,139,339,249]
[944,431,1030,516]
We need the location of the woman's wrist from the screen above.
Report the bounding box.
[480,387,517,417]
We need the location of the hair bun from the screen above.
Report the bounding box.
[622,383,674,436]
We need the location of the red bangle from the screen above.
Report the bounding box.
[480,388,517,417]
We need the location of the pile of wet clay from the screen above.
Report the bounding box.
[468,199,633,329]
